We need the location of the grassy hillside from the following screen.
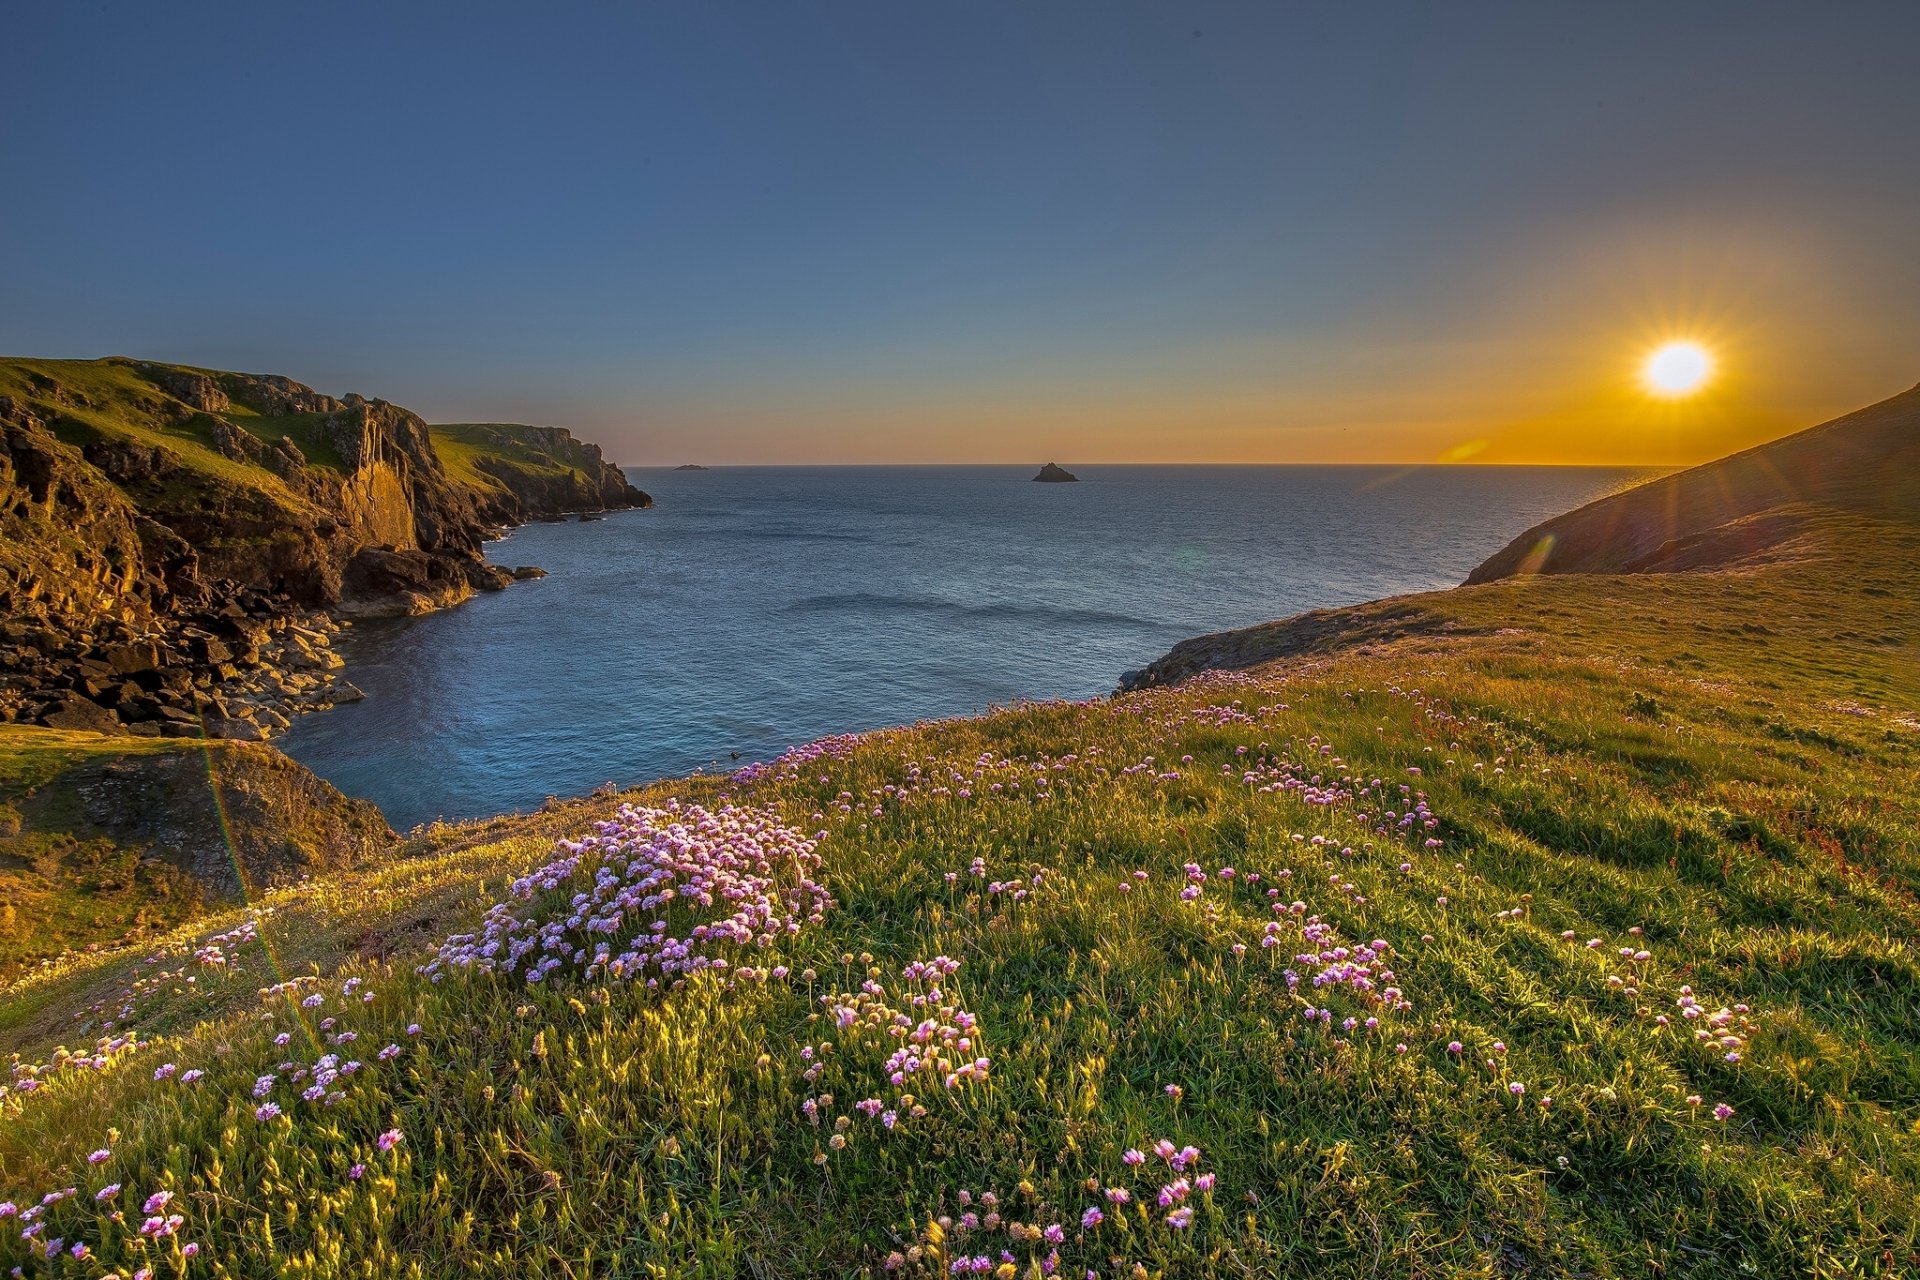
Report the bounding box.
[0,357,340,510]
[0,729,209,970]
[2,491,1916,1275]
[429,424,586,493]
[429,423,650,518]
[1467,381,1920,582]
[0,727,392,979]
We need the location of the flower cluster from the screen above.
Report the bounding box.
[421,802,831,989]
[800,956,991,1151]
[2,1034,148,1111]
[731,732,865,784]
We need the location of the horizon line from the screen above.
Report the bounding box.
[615,459,1675,470]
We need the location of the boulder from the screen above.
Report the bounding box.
[101,642,161,675]
[39,695,123,734]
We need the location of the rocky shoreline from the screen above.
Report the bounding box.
[1,585,365,742]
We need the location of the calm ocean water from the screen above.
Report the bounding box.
[277,465,1642,827]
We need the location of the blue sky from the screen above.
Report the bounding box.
[5,2,1918,462]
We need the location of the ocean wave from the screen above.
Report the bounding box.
[786,592,1152,629]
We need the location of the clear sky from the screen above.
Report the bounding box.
[5,1,1917,465]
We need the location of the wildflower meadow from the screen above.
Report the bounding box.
[3,562,1918,1277]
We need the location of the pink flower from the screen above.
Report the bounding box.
[1712,1103,1735,1121]
[1122,1149,1145,1166]
[88,1149,112,1165]
[377,1128,405,1152]
[255,1102,282,1121]
[1166,1207,1194,1229]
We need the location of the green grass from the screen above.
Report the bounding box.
[218,402,350,472]
[0,729,212,976]
[429,424,586,496]
[1,512,1916,1277]
[0,358,328,510]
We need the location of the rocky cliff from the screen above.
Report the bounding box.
[0,356,645,736]
[429,422,651,523]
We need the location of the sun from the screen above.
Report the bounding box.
[1642,341,1714,397]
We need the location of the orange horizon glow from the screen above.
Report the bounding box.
[575,285,1908,469]
[431,221,1914,471]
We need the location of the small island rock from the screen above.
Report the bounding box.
[1033,462,1079,483]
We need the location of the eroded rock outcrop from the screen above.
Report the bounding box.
[0,358,627,731]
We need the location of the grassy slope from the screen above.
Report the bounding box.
[0,358,336,509]
[1469,381,1920,581]
[0,726,397,979]
[428,424,589,498]
[2,508,1917,1275]
[0,729,215,972]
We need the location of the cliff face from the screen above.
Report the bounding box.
[429,422,651,523]
[0,358,510,630]
[0,357,648,732]
[1467,383,1920,584]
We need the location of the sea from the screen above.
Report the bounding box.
[276,465,1644,829]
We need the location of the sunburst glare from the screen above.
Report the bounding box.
[1642,341,1714,397]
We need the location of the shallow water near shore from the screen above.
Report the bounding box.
[277,464,1642,827]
